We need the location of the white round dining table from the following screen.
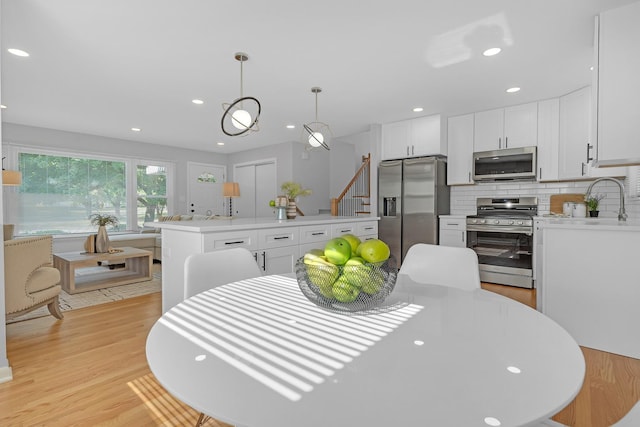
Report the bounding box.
[146,274,585,427]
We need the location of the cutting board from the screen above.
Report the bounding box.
[550,193,586,214]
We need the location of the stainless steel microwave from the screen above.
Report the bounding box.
[473,146,537,181]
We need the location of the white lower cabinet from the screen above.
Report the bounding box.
[439,216,466,247]
[256,246,300,275]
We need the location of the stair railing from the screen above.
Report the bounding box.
[331,153,371,216]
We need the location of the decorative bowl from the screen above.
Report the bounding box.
[295,256,398,313]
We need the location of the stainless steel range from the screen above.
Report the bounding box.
[466,197,538,288]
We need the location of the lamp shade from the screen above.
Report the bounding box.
[2,169,22,186]
[223,182,240,197]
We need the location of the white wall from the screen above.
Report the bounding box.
[0,48,11,382]
[292,142,330,215]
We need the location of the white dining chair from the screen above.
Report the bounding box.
[183,247,262,427]
[184,247,262,299]
[399,243,480,291]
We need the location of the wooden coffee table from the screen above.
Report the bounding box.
[53,247,153,294]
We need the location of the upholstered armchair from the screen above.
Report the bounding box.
[4,235,63,320]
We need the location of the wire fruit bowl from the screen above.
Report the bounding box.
[295,256,398,313]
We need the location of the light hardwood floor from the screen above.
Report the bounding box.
[1,286,638,426]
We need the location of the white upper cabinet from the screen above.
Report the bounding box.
[558,86,626,180]
[559,86,592,180]
[536,98,560,182]
[382,114,447,160]
[474,102,538,152]
[594,2,640,166]
[447,114,474,185]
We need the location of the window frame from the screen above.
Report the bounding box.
[4,144,175,235]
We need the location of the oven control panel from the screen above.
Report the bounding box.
[467,218,533,227]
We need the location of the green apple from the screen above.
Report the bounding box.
[342,257,368,288]
[332,275,360,303]
[269,200,276,207]
[341,234,361,254]
[324,238,352,265]
[361,268,385,295]
[358,239,390,264]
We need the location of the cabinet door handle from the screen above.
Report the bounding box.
[406,146,409,156]
[274,236,289,240]
[586,143,594,163]
[261,251,266,271]
[364,226,374,230]
[539,167,542,180]
[253,252,258,262]
[311,232,325,236]
[581,163,586,176]
[225,240,245,245]
[340,229,351,233]
[505,136,508,148]
[468,171,471,182]
[498,137,502,149]
[461,231,465,242]
[411,145,415,155]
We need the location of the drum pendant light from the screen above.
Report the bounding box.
[221,52,261,137]
[303,87,331,150]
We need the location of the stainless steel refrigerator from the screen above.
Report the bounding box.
[378,157,449,264]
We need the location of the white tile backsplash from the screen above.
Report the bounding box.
[450,175,640,219]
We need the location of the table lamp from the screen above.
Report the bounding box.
[223,182,240,216]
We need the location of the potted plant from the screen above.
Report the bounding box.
[89,213,119,253]
[280,181,312,219]
[585,194,605,217]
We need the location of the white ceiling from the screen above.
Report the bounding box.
[1,0,636,154]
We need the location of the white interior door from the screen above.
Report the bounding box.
[255,162,276,217]
[187,162,225,215]
[234,165,255,217]
[233,159,276,218]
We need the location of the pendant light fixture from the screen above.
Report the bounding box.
[303,87,331,150]
[221,52,261,137]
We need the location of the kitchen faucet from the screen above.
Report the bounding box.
[584,177,627,221]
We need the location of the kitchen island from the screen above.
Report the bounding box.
[147,216,379,312]
[539,217,640,359]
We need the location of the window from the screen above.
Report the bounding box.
[9,149,173,236]
[137,164,167,227]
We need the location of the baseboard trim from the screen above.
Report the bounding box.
[0,365,13,384]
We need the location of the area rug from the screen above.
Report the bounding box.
[7,264,162,324]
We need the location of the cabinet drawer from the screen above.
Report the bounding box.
[331,223,357,237]
[356,221,378,237]
[257,227,299,249]
[203,230,258,252]
[440,218,466,231]
[299,224,331,244]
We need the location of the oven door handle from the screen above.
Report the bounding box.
[466,225,533,235]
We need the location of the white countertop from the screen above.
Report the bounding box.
[536,216,640,231]
[146,215,379,232]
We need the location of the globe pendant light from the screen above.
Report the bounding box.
[303,87,331,150]
[221,52,261,137]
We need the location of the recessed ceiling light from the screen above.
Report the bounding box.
[217,142,225,146]
[483,47,502,57]
[506,87,521,93]
[131,127,141,132]
[590,66,594,71]
[413,107,424,112]
[0,105,6,109]
[286,124,296,129]
[192,99,204,105]
[8,48,29,57]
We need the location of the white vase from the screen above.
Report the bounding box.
[95,226,111,253]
